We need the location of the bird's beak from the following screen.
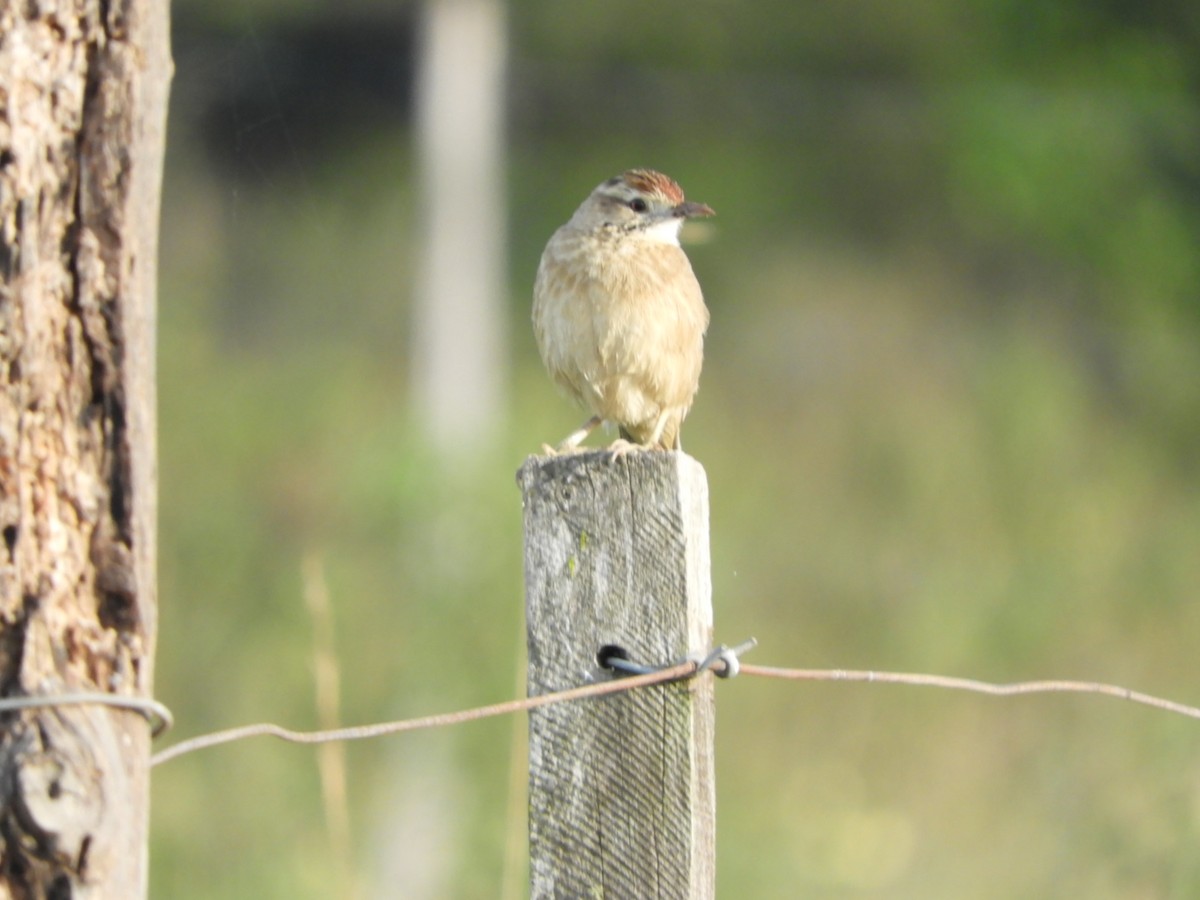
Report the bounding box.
[673,201,715,219]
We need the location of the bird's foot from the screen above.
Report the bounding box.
[540,441,589,456]
[606,438,645,459]
[538,415,604,456]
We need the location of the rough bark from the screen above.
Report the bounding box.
[0,0,169,895]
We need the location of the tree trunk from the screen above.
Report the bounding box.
[0,0,170,895]
[413,0,508,451]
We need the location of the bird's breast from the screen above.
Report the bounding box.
[533,230,708,416]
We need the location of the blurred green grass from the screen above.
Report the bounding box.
[151,5,1200,896]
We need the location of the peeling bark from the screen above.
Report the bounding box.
[0,0,169,895]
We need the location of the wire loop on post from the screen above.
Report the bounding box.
[0,693,174,738]
[600,637,758,681]
[603,655,659,676]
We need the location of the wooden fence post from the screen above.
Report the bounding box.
[519,450,715,899]
[1,1,169,895]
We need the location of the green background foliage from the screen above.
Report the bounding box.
[151,1,1200,896]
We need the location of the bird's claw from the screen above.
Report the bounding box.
[606,438,643,459]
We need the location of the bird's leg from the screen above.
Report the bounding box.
[562,414,603,448]
[542,415,603,455]
[645,411,674,449]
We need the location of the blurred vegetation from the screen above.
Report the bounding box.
[151,1,1200,897]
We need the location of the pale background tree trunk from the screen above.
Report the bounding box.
[412,0,507,453]
[0,0,169,895]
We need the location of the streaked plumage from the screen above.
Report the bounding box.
[533,169,712,451]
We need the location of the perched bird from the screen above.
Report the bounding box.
[533,169,713,453]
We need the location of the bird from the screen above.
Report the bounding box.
[532,169,713,454]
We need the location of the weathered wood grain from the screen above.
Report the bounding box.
[519,450,714,900]
[0,0,170,894]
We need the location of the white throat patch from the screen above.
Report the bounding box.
[642,217,683,246]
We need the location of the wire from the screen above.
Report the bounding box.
[151,645,1200,767]
[0,692,173,737]
[151,660,698,767]
[739,665,1200,720]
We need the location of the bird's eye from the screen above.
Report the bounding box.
[628,198,648,213]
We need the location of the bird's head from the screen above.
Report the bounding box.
[571,169,714,244]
